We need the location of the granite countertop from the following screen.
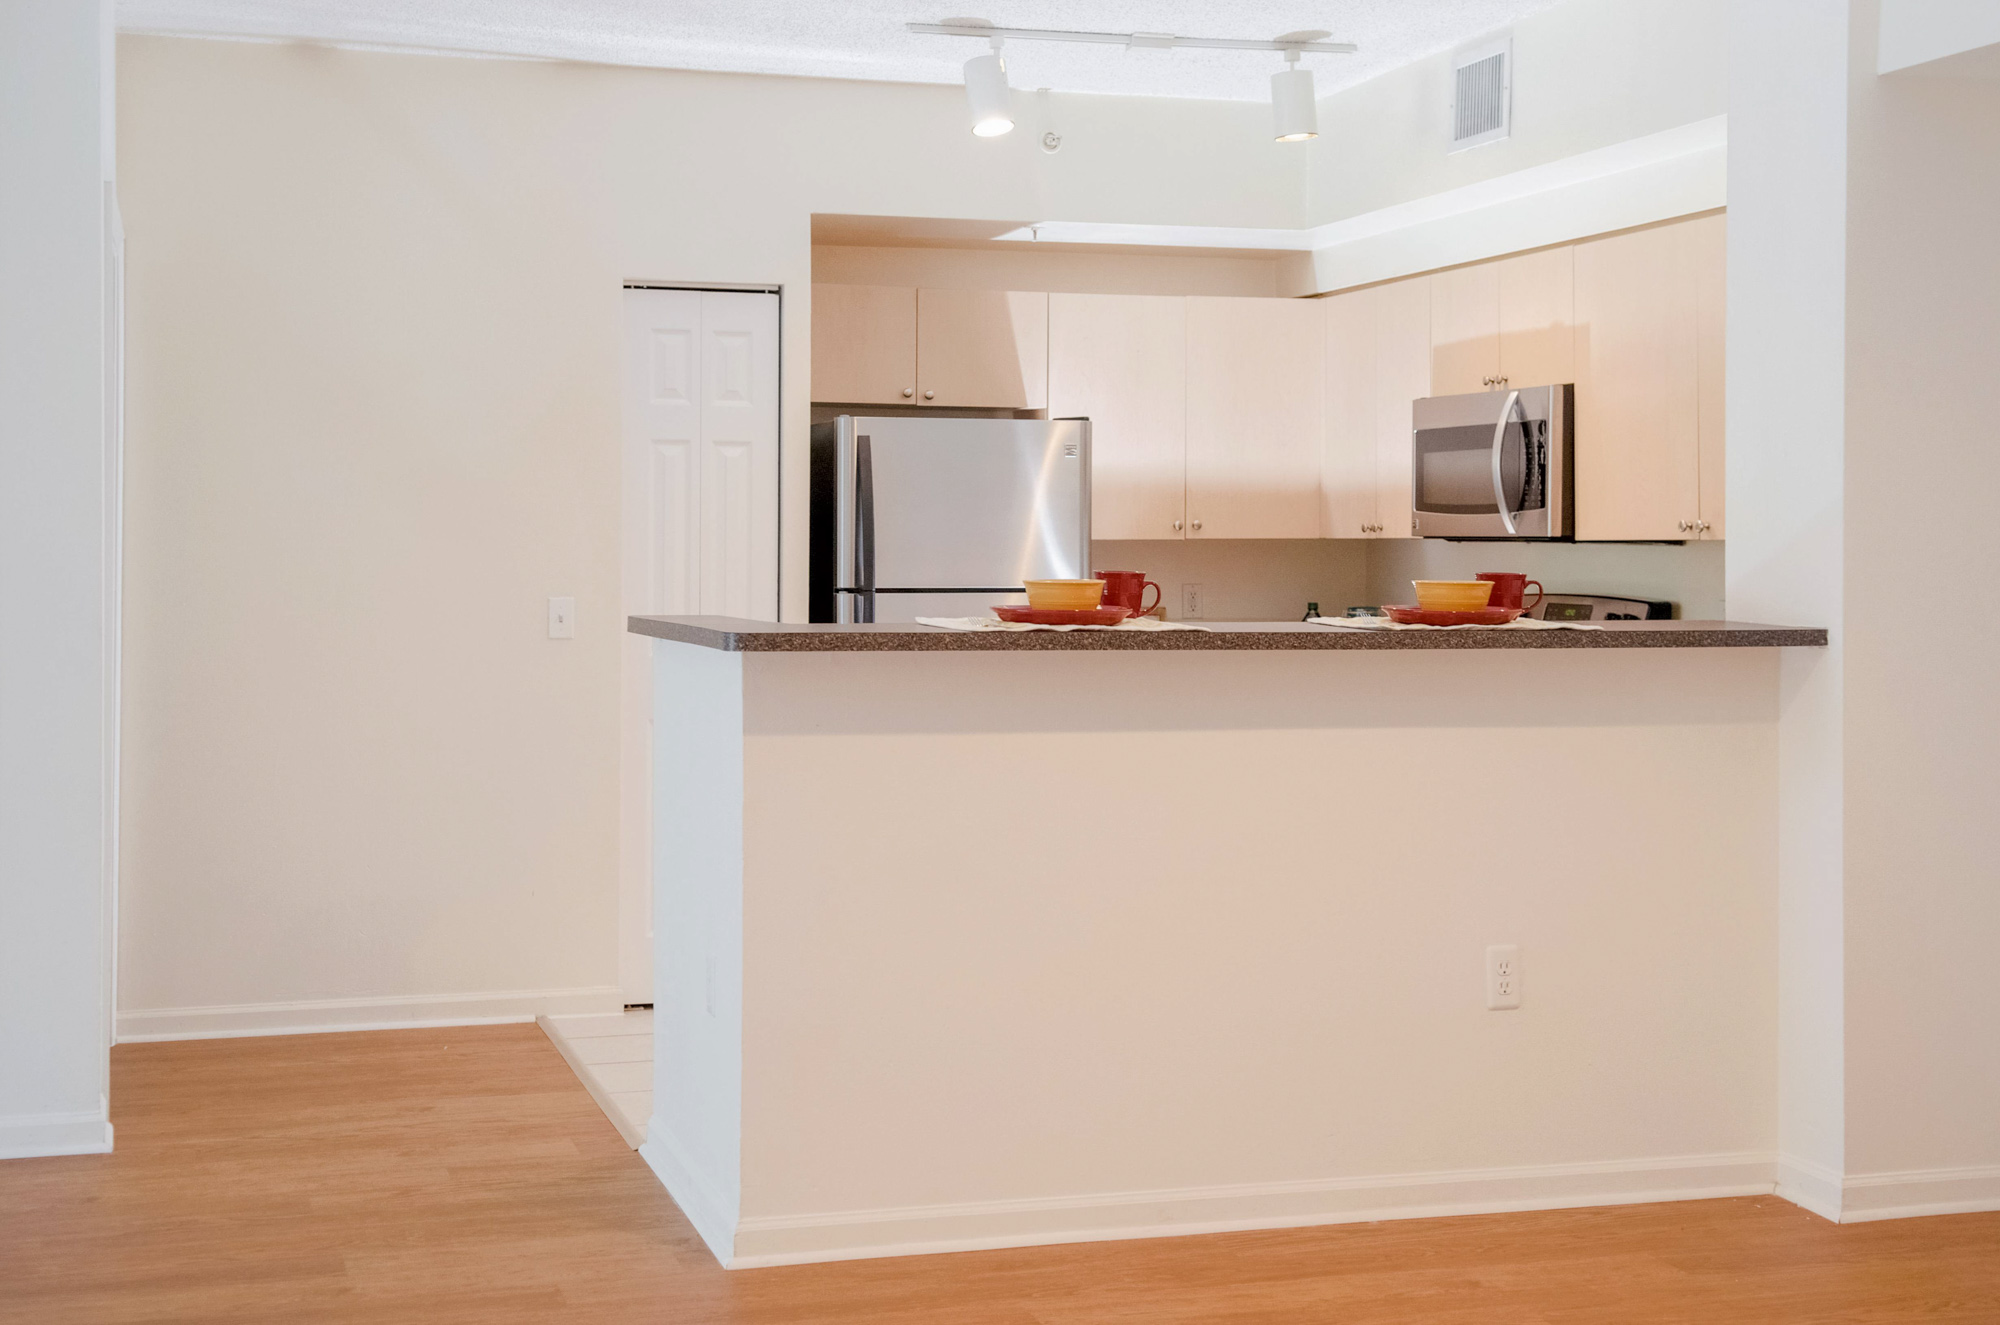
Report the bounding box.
[629,616,1829,653]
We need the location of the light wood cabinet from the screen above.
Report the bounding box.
[1048,294,1187,540]
[811,284,916,404]
[916,289,1048,409]
[1691,213,1727,539]
[1573,220,1704,541]
[1321,275,1430,539]
[1184,297,1326,539]
[1429,248,1575,396]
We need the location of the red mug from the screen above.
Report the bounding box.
[1477,572,1544,612]
[1095,571,1161,619]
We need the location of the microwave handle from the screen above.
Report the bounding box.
[1490,390,1522,537]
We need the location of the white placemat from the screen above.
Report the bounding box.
[916,616,1213,633]
[1307,615,1605,632]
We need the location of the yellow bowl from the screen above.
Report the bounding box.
[1023,579,1105,611]
[1412,579,1495,612]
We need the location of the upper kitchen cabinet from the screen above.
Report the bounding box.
[1573,217,1708,541]
[1429,248,1575,396]
[1691,212,1727,540]
[915,289,1048,409]
[1321,275,1430,539]
[1185,297,1325,539]
[1048,293,1187,540]
[811,284,917,404]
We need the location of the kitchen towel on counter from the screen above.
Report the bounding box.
[1307,616,1604,632]
[916,617,1213,633]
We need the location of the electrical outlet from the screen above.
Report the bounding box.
[1485,944,1521,1010]
[1181,583,1204,618]
[548,596,576,639]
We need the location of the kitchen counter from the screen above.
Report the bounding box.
[632,614,1801,1270]
[629,615,1827,652]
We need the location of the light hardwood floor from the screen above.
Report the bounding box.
[3,1025,1996,1323]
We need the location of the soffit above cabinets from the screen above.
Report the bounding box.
[118,0,1566,101]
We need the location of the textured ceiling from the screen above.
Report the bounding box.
[119,1,1566,102]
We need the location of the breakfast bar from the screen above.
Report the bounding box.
[631,615,1826,1268]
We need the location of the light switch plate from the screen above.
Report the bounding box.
[548,596,576,639]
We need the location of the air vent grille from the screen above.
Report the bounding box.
[1451,37,1511,150]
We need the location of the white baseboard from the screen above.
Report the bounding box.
[639,1117,738,1265]
[722,1151,1778,1269]
[0,1108,114,1160]
[1776,1153,1845,1222]
[1841,1163,2000,1222]
[116,985,624,1042]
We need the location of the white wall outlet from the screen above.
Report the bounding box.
[547,596,576,639]
[1181,583,1204,618]
[1486,944,1521,1010]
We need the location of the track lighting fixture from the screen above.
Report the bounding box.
[1270,50,1318,142]
[963,37,1014,137]
[911,20,1352,142]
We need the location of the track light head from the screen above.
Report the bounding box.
[1271,50,1318,142]
[964,39,1014,137]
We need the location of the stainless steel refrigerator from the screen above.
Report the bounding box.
[810,416,1091,623]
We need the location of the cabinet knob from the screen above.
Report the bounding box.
[922,389,935,400]
[1678,520,1690,533]
[1191,519,1202,532]
[901,387,914,398]
[1172,519,1183,532]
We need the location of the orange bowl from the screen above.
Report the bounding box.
[1023,579,1105,610]
[1412,579,1495,611]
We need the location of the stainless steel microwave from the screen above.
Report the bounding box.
[1412,385,1573,539]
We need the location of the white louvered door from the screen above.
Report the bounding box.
[620,286,779,1004]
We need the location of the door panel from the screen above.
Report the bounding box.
[1185,297,1325,539]
[698,290,779,618]
[1691,213,1727,539]
[1574,222,1701,541]
[1049,293,1187,540]
[857,417,1086,587]
[1321,288,1379,539]
[1430,263,1501,395]
[1497,246,1576,388]
[917,289,1049,409]
[1374,276,1432,539]
[811,283,915,404]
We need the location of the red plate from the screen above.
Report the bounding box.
[992,605,1133,626]
[1381,605,1525,626]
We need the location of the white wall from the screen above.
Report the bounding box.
[1725,0,1851,1214]
[812,244,1282,298]
[112,36,1321,1034]
[1842,0,2000,1210]
[0,0,116,1157]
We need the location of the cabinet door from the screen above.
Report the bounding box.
[1185,297,1325,539]
[1573,222,1701,541]
[810,284,916,404]
[1321,289,1379,538]
[1049,294,1187,540]
[1374,275,1432,539]
[1429,263,1501,395]
[916,289,1049,409]
[1497,246,1575,388]
[1691,213,1727,539]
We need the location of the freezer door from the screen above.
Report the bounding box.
[836,417,1089,590]
[835,589,1029,624]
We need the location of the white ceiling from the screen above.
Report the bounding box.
[118,1,1566,102]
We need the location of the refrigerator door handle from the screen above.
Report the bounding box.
[854,433,875,621]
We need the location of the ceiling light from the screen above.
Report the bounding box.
[1271,51,1318,142]
[964,39,1013,137]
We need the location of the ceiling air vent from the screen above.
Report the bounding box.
[1451,35,1511,151]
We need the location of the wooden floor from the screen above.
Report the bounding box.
[3,1026,1997,1323]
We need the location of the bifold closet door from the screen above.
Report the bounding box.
[619,285,779,1004]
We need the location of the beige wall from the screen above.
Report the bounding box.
[1842,1,2000,1185]
[112,35,1317,1027]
